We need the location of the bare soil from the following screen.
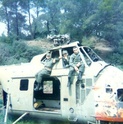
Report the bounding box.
[25,39,54,50]
[94,42,113,52]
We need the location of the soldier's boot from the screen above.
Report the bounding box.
[81,82,85,88]
[39,85,43,90]
[34,81,41,91]
[67,77,72,87]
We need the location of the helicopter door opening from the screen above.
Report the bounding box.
[34,77,60,112]
[0,83,3,108]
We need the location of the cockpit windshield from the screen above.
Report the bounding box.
[80,46,102,66]
[83,47,102,62]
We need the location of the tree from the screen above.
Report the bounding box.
[0,0,27,39]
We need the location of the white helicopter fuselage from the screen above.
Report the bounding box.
[0,42,123,124]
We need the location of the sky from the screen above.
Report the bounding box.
[0,22,7,36]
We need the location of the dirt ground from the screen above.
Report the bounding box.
[25,39,54,50]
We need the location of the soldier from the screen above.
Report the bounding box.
[35,53,59,90]
[67,47,85,87]
[62,50,70,68]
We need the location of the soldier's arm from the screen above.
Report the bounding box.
[76,54,84,67]
[41,58,46,65]
[53,57,61,63]
[69,55,76,67]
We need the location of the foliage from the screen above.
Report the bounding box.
[0,0,122,45]
[81,36,97,48]
[0,0,123,66]
[0,0,123,45]
[108,40,123,65]
[0,40,44,65]
[0,34,16,44]
[0,42,12,65]
[22,46,44,61]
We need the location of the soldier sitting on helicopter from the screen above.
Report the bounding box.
[67,47,85,87]
[35,53,60,90]
[62,50,70,68]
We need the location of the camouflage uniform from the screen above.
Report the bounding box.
[62,50,69,68]
[62,57,69,68]
[35,58,54,84]
[67,52,85,87]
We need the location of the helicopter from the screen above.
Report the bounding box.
[0,41,123,124]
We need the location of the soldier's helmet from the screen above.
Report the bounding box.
[62,50,68,55]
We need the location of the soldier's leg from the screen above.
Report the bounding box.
[35,71,43,83]
[38,69,52,89]
[35,71,43,90]
[77,64,85,82]
[35,69,49,90]
[67,67,74,87]
[77,71,83,81]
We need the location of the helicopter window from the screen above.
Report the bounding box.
[34,77,60,100]
[83,47,101,62]
[117,89,123,102]
[63,47,74,55]
[51,50,59,58]
[106,85,113,94]
[20,79,29,91]
[43,80,53,94]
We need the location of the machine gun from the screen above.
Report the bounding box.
[47,34,71,46]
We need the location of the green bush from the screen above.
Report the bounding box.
[0,40,44,65]
[82,36,97,48]
[107,40,123,66]
[0,34,17,44]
